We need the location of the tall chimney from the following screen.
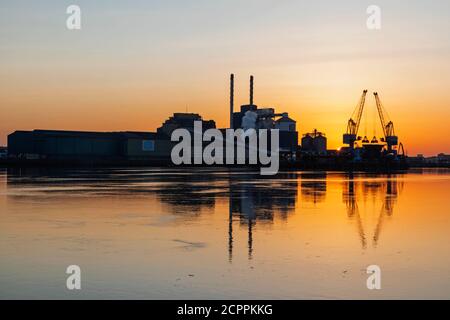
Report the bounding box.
[230,73,234,129]
[250,75,254,105]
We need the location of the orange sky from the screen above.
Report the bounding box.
[1,1,449,156]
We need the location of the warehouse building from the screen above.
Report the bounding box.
[8,130,123,161]
[0,146,7,159]
[7,113,216,165]
[7,130,168,164]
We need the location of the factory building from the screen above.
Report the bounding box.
[229,74,298,155]
[301,129,327,155]
[157,113,216,138]
[122,132,171,161]
[7,113,216,165]
[6,74,300,166]
[8,130,123,161]
[0,146,7,159]
[275,114,298,153]
[7,130,168,163]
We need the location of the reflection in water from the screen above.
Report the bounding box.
[5,168,300,262]
[228,174,298,261]
[343,173,404,249]
[2,167,450,299]
[343,174,367,249]
[300,172,327,204]
[5,168,404,258]
[373,176,404,246]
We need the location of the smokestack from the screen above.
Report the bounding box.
[250,75,254,105]
[230,73,234,129]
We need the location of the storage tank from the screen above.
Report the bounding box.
[301,134,314,151]
[302,129,327,154]
[313,133,327,154]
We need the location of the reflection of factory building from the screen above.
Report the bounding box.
[300,172,327,204]
[230,179,298,222]
[228,172,298,261]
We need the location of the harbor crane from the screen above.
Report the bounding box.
[373,92,398,153]
[343,90,368,149]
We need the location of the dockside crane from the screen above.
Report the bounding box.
[343,90,368,150]
[373,92,398,153]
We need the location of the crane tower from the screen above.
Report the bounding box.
[373,92,398,153]
[343,90,368,149]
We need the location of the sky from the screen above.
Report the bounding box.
[0,0,449,155]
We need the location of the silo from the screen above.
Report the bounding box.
[301,134,314,151]
[313,134,327,154]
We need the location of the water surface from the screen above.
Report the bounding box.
[0,167,449,299]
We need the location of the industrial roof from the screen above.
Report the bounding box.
[10,130,157,139]
[275,117,296,123]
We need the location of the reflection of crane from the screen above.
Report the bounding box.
[373,92,398,153]
[344,178,367,249]
[372,177,403,246]
[343,90,368,149]
[344,176,402,249]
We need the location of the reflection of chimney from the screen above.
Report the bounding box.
[250,75,254,105]
[230,74,234,129]
[228,185,233,263]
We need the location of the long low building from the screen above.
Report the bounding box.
[7,129,172,164]
[6,113,217,165]
[6,110,302,166]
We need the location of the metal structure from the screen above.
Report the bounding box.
[228,74,298,155]
[230,74,234,129]
[398,142,405,156]
[250,75,254,105]
[343,90,368,149]
[373,92,398,153]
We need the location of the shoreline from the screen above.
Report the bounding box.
[2,159,445,172]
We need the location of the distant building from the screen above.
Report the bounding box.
[427,153,450,165]
[407,154,425,166]
[275,113,298,153]
[6,113,216,164]
[228,75,298,156]
[301,129,327,155]
[407,153,450,167]
[437,153,450,163]
[8,130,120,161]
[0,147,7,159]
[232,105,298,154]
[301,134,313,152]
[275,113,296,132]
[157,113,216,138]
[7,129,169,163]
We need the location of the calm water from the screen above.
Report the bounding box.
[0,167,449,299]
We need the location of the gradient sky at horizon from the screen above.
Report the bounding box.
[1,0,449,155]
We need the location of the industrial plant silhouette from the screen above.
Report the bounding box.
[4,74,407,170]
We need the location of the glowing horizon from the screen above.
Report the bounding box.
[1,0,449,156]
